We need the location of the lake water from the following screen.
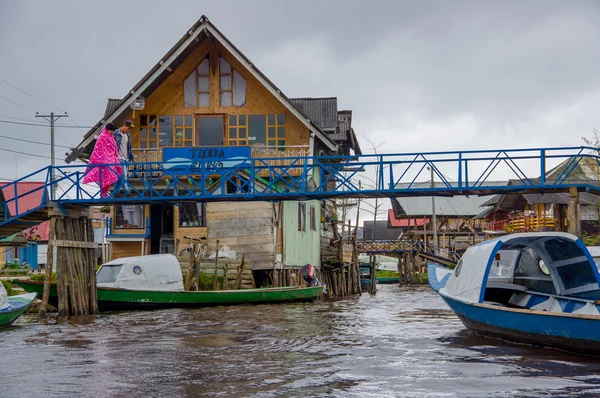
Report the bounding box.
[3,285,600,397]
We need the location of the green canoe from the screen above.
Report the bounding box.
[0,293,37,327]
[376,277,400,284]
[12,280,323,312]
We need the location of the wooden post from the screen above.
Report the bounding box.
[223,264,228,290]
[397,255,402,284]
[568,187,581,237]
[39,217,56,317]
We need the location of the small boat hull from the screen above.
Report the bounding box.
[13,280,323,312]
[442,294,600,356]
[376,277,400,284]
[0,293,37,327]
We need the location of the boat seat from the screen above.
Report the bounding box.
[483,301,506,307]
[486,281,528,292]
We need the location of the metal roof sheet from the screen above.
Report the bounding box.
[289,97,338,131]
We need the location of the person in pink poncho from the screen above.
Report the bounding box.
[82,123,123,197]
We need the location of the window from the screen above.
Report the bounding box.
[115,205,144,229]
[184,58,210,107]
[267,114,286,147]
[248,114,267,145]
[97,264,123,284]
[196,116,224,146]
[158,116,173,147]
[298,202,306,232]
[179,202,206,227]
[228,115,248,146]
[310,206,316,231]
[219,57,246,107]
[174,115,194,146]
[139,115,158,148]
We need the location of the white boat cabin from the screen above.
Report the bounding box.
[96,254,184,291]
[438,232,600,316]
[0,282,8,310]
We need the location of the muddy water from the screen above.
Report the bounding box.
[3,285,600,397]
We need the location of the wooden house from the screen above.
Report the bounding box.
[65,16,361,281]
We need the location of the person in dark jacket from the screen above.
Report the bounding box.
[113,120,135,195]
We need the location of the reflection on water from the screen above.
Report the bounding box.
[2,285,600,397]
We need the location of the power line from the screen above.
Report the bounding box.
[0,77,66,113]
[0,95,37,113]
[0,119,92,128]
[0,134,71,149]
[0,146,53,159]
[0,115,38,122]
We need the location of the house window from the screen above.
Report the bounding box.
[219,57,246,107]
[184,58,210,107]
[115,205,144,229]
[179,202,206,227]
[174,115,194,146]
[267,114,286,147]
[139,115,158,149]
[310,206,316,231]
[228,115,247,146]
[248,114,267,145]
[298,202,306,232]
[158,116,173,147]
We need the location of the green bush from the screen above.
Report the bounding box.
[376,270,400,278]
[583,234,600,247]
[197,272,225,291]
[30,273,57,283]
[1,280,16,296]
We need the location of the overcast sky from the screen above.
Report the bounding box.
[0,0,599,199]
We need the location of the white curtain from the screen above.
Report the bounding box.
[233,70,246,106]
[122,205,143,228]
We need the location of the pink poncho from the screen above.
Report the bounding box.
[82,128,123,197]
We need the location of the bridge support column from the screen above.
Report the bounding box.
[39,204,98,316]
[568,187,581,237]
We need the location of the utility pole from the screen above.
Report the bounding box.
[36,112,68,200]
[430,167,438,255]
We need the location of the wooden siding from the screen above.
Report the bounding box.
[122,39,310,148]
[282,200,321,267]
[110,241,144,259]
[206,202,275,270]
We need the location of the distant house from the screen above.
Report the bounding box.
[478,157,600,234]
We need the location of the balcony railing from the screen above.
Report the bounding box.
[488,214,556,233]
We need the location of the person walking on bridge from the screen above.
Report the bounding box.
[82,123,122,198]
[113,120,135,196]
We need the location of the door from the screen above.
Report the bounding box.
[196,115,225,146]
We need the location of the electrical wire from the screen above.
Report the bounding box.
[0,134,71,149]
[0,95,37,113]
[0,119,92,128]
[0,77,66,113]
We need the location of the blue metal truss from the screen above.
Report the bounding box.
[1,146,599,230]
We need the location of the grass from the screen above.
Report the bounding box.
[30,273,57,283]
[376,270,400,278]
[1,280,16,296]
[197,272,225,291]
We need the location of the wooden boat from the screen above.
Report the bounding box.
[429,232,600,356]
[13,254,323,311]
[0,283,36,327]
[376,276,400,284]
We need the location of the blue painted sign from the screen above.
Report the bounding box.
[162,146,252,175]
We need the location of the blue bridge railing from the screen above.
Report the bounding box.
[0,146,599,228]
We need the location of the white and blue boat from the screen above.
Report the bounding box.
[429,232,600,356]
[0,282,36,327]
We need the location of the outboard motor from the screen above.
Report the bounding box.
[302,263,316,285]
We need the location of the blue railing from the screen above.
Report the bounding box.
[0,146,599,229]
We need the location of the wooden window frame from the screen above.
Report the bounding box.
[139,115,159,149]
[266,114,286,148]
[195,114,226,146]
[228,115,248,146]
[298,202,306,232]
[219,57,233,107]
[196,58,210,107]
[174,115,194,147]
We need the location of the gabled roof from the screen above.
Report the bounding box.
[104,98,121,117]
[66,15,339,163]
[392,181,506,217]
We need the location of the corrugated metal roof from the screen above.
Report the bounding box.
[522,192,600,205]
[289,97,338,131]
[393,181,505,216]
[0,182,46,216]
[363,220,404,240]
[104,98,121,117]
